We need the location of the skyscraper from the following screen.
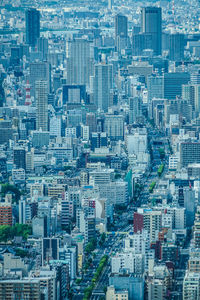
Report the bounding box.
[164,72,190,100]
[115,14,128,51]
[141,7,162,55]
[169,33,185,61]
[147,74,164,102]
[25,8,40,47]
[30,62,51,96]
[66,38,94,88]
[115,14,128,39]
[93,63,113,112]
[13,147,26,169]
[35,80,48,131]
[129,97,142,124]
[182,84,200,113]
[108,0,113,10]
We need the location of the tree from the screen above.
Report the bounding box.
[0,183,21,203]
[0,224,32,242]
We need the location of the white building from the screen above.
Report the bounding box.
[126,129,147,156]
[183,271,200,300]
[50,116,61,137]
[12,168,25,183]
[111,252,144,275]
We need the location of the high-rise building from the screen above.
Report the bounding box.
[42,238,59,265]
[147,74,164,102]
[169,33,185,61]
[182,84,200,113]
[37,37,48,60]
[25,8,40,47]
[86,112,97,136]
[0,120,14,145]
[13,147,26,169]
[132,33,153,56]
[115,14,128,51]
[134,209,162,242]
[93,63,113,112]
[129,97,142,124]
[104,114,124,141]
[180,142,200,167]
[91,132,107,151]
[62,85,86,104]
[35,80,48,131]
[66,38,94,88]
[141,7,162,55]
[164,72,190,100]
[108,0,113,10]
[30,62,51,96]
[0,195,12,226]
[183,271,200,300]
[115,14,128,40]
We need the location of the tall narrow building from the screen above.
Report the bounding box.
[30,62,51,96]
[115,14,128,52]
[66,38,94,89]
[25,8,40,47]
[93,63,113,112]
[169,33,185,61]
[36,80,48,131]
[141,7,162,55]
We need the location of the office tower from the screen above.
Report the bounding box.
[0,120,13,145]
[182,84,200,113]
[169,33,185,61]
[165,99,192,124]
[108,0,113,10]
[0,196,12,226]
[30,62,51,96]
[91,132,107,151]
[13,147,26,169]
[115,14,128,51]
[115,14,128,40]
[42,238,59,265]
[141,7,162,55]
[164,72,190,99]
[104,114,124,141]
[66,38,94,88]
[32,130,50,148]
[129,97,142,124]
[86,112,97,136]
[184,188,195,227]
[10,46,21,66]
[50,116,61,137]
[37,37,48,60]
[147,74,164,101]
[93,63,113,112]
[62,85,86,104]
[35,80,48,131]
[132,33,153,56]
[180,142,200,167]
[25,8,40,47]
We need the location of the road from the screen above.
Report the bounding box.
[72,125,170,299]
